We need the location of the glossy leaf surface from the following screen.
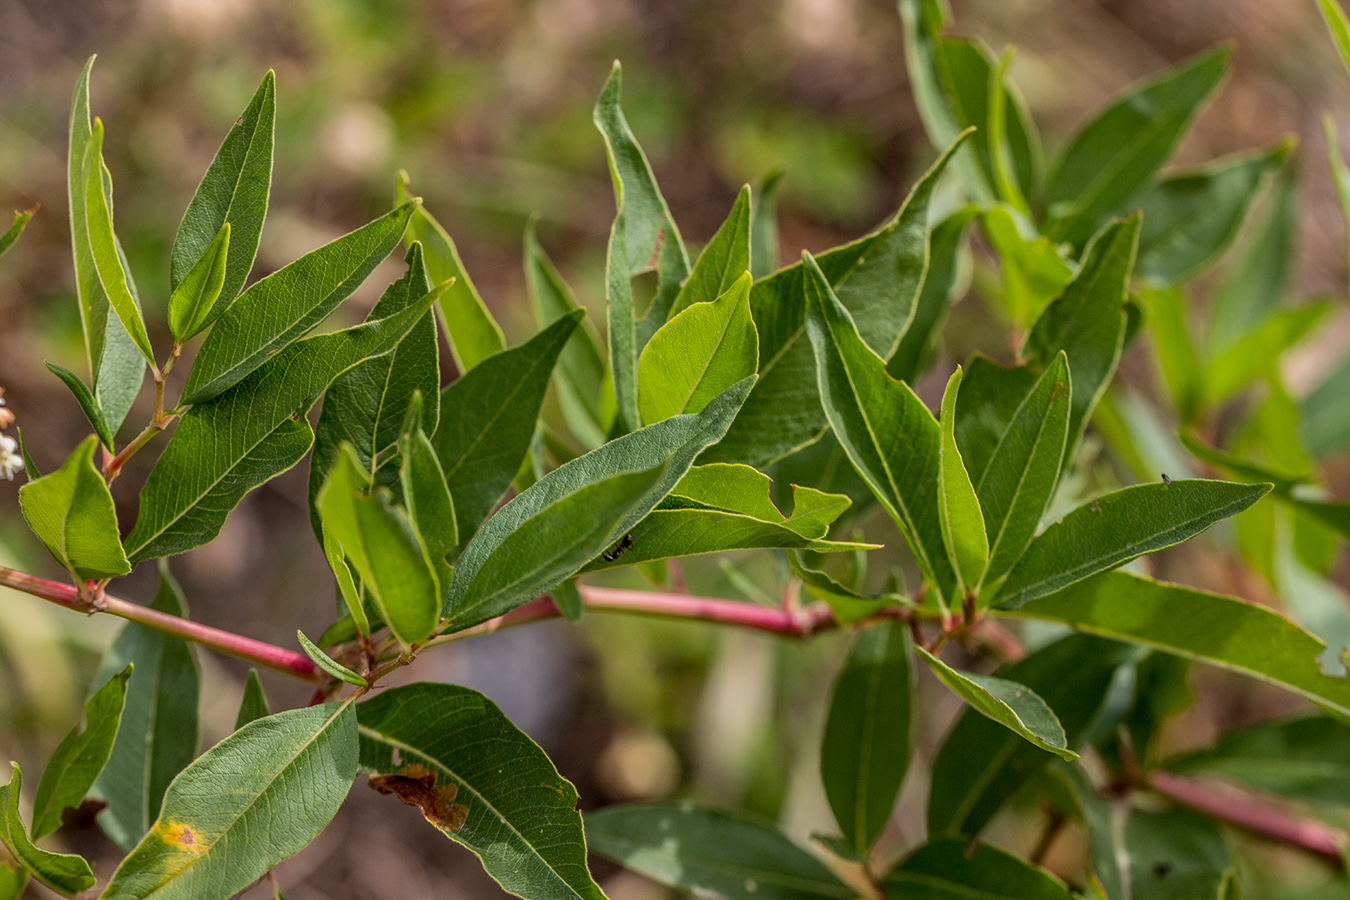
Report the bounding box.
[18,435,130,580]
[883,839,1071,900]
[44,361,115,452]
[937,368,987,593]
[166,222,230,343]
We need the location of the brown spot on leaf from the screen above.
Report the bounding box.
[368,764,468,832]
[155,820,205,856]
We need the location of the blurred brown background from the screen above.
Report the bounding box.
[2,1,1349,897]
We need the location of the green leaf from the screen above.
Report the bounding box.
[396,172,506,372]
[297,630,367,687]
[927,634,1136,837]
[993,480,1269,610]
[1023,214,1139,458]
[358,682,606,900]
[976,352,1071,592]
[83,119,156,366]
[594,62,690,431]
[398,394,457,586]
[790,552,904,624]
[1203,303,1330,406]
[31,665,131,839]
[750,170,783,280]
[433,310,581,544]
[639,271,758,425]
[980,204,1075,328]
[916,647,1075,759]
[170,70,273,316]
[1319,0,1350,77]
[882,839,1072,900]
[234,669,270,731]
[524,220,612,447]
[322,527,368,637]
[1140,285,1203,423]
[317,445,439,648]
[1301,354,1350,457]
[0,206,35,258]
[308,243,441,535]
[1324,115,1350,295]
[669,185,751,318]
[44,361,116,452]
[167,222,230,343]
[67,57,143,434]
[0,764,95,896]
[1044,47,1230,247]
[1135,140,1291,286]
[821,622,912,855]
[708,132,967,467]
[0,863,25,900]
[181,201,419,404]
[1167,715,1350,807]
[126,293,439,562]
[889,207,977,383]
[92,562,201,852]
[551,578,583,622]
[101,702,357,900]
[449,378,754,628]
[1013,571,1350,719]
[937,368,988,595]
[18,435,130,580]
[586,803,853,900]
[803,252,958,608]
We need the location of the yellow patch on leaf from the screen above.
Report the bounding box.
[155,820,206,856]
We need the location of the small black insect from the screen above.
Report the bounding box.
[1161,473,1172,485]
[602,532,634,562]
[1152,861,1173,878]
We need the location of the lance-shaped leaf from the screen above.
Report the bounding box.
[1203,303,1330,406]
[524,220,612,447]
[396,172,505,372]
[790,552,904,624]
[399,395,456,587]
[433,310,581,544]
[1135,140,1291,286]
[587,804,853,900]
[170,70,273,314]
[882,839,1072,900]
[0,765,95,896]
[234,670,270,731]
[927,634,1137,837]
[358,682,606,900]
[976,352,1071,591]
[101,702,356,900]
[166,222,230,343]
[92,563,200,852]
[750,170,782,280]
[317,445,439,648]
[993,479,1269,610]
[308,243,441,535]
[182,200,419,404]
[638,271,758,425]
[916,647,1074,760]
[67,57,143,433]
[821,622,912,855]
[889,206,977,383]
[937,368,987,595]
[1013,571,1350,719]
[580,465,872,574]
[709,132,967,467]
[1024,215,1139,456]
[322,527,368,638]
[18,435,130,580]
[448,377,754,629]
[127,292,439,562]
[297,630,367,687]
[594,61,690,430]
[803,253,958,607]
[669,185,751,318]
[45,361,116,452]
[1324,115,1350,296]
[83,119,155,366]
[31,665,131,839]
[0,206,35,258]
[1044,47,1230,247]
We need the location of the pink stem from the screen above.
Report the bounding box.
[1148,771,1345,866]
[0,566,320,682]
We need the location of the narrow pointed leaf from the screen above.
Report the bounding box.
[1044,47,1230,247]
[587,804,852,900]
[322,527,367,637]
[750,170,783,280]
[101,702,357,900]
[883,839,1072,900]
[399,397,456,586]
[669,186,751,318]
[433,310,581,543]
[448,378,754,628]
[18,435,130,580]
[171,70,273,311]
[127,293,439,562]
[1203,303,1330,406]
[92,564,200,852]
[937,368,988,594]
[0,765,95,895]
[0,206,35,258]
[182,201,419,404]
[167,222,230,342]
[44,361,115,451]
[994,480,1269,610]
[916,647,1074,759]
[821,622,912,854]
[234,670,270,731]
[297,630,367,687]
[803,252,958,607]
[888,206,977,383]
[639,271,758,425]
[1320,0,1350,76]
[1324,116,1350,294]
[31,665,131,839]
